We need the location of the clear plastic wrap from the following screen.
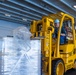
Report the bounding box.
[2,26,41,75]
[13,26,32,51]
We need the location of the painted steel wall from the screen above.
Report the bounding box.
[0,20,25,37]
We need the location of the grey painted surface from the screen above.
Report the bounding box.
[0,20,25,37]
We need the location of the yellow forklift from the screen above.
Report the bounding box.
[30,12,76,75]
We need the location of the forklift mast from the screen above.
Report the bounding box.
[30,17,54,75]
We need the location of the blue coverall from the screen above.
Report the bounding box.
[53,26,66,44]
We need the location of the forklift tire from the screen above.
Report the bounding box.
[74,60,76,70]
[52,60,64,75]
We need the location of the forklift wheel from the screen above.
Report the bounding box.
[74,60,76,70]
[52,60,64,75]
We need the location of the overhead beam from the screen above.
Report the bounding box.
[8,0,47,16]
[0,13,30,25]
[25,0,55,14]
[42,0,75,17]
[60,0,76,12]
[0,2,41,18]
[0,11,32,22]
[0,16,25,25]
[0,8,39,20]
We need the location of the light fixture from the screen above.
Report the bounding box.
[5,14,11,17]
[73,5,76,8]
[22,18,27,21]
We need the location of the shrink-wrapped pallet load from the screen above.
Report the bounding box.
[2,26,41,75]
